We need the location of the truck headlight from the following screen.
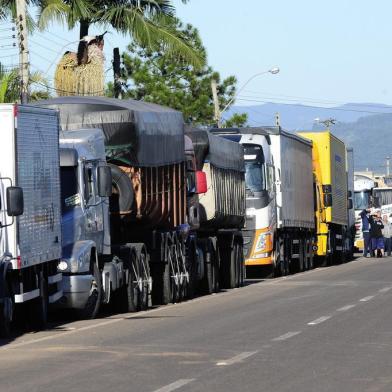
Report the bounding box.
[57,259,69,272]
[254,232,272,252]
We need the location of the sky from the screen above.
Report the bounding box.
[1,0,392,109]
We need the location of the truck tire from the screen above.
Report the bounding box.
[273,237,282,277]
[236,242,244,287]
[109,164,134,213]
[114,246,139,313]
[135,245,150,310]
[151,249,178,305]
[220,246,236,289]
[77,263,102,319]
[200,239,218,294]
[299,238,305,272]
[28,271,48,330]
[185,239,198,299]
[0,278,13,338]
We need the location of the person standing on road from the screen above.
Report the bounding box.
[382,214,392,257]
[370,211,384,257]
[360,207,372,257]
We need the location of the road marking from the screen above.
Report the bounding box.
[307,316,331,326]
[379,287,392,293]
[152,379,195,392]
[216,351,258,366]
[359,296,374,302]
[337,304,356,312]
[272,331,301,341]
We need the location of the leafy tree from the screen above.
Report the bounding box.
[223,113,248,128]
[115,20,246,127]
[0,63,51,102]
[36,0,203,67]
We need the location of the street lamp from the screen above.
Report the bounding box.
[217,66,280,126]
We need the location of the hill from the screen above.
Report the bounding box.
[228,102,392,171]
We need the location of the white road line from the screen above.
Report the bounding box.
[359,295,374,302]
[307,316,331,326]
[152,379,195,392]
[272,331,301,341]
[337,304,356,312]
[379,287,392,293]
[216,351,258,366]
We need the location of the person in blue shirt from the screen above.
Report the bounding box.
[360,208,372,257]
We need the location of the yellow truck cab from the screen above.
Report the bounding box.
[298,131,350,264]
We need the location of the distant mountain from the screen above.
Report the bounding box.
[227,102,392,130]
[227,102,392,171]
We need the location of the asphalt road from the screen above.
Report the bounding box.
[1,256,392,392]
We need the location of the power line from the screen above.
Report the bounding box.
[30,80,106,95]
[30,38,65,54]
[29,49,53,64]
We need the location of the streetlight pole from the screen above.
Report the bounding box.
[216,67,280,127]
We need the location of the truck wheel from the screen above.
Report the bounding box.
[201,239,218,294]
[28,271,48,330]
[185,240,198,299]
[220,246,236,289]
[138,247,150,310]
[0,279,13,338]
[236,242,245,287]
[213,242,221,292]
[77,263,102,319]
[300,238,306,272]
[278,239,288,276]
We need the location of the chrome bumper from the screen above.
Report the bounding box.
[59,274,94,309]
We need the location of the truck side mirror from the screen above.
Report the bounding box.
[195,171,207,194]
[97,166,112,197]
[6,186,23,216]
[347,198,353,209]
[347,190,352,198]
[323,193,333,207]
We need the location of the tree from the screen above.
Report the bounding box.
[223,113,248,128]
[114,20,247,127]
[0,63,51,103]
[36,0,203,67]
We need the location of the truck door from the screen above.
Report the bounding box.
[82,160,105,246]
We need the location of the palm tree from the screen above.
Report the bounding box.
[0,64,19,103]
[37,0,204,67]
[0,63,51,103]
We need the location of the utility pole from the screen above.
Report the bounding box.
[211,79,221,128]
[15,0,29,103]
[113,48,122,99]
[386,156,390,176]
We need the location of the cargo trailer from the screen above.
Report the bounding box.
[0,105,62,335]
[185,128,246,292]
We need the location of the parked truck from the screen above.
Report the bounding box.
[211,127,315,276]
[209,128,277,276]
[0,105,63,335]
[299,131,351,264]
[38,96,189,313]
[353,173,377,251]
[38,97,246,316]
[185,128,246,292]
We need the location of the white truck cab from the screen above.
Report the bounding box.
[210,128,276,272]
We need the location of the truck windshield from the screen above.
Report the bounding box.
[60,167,80,212]
[354,191,371,210]
[245,161,266,192]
